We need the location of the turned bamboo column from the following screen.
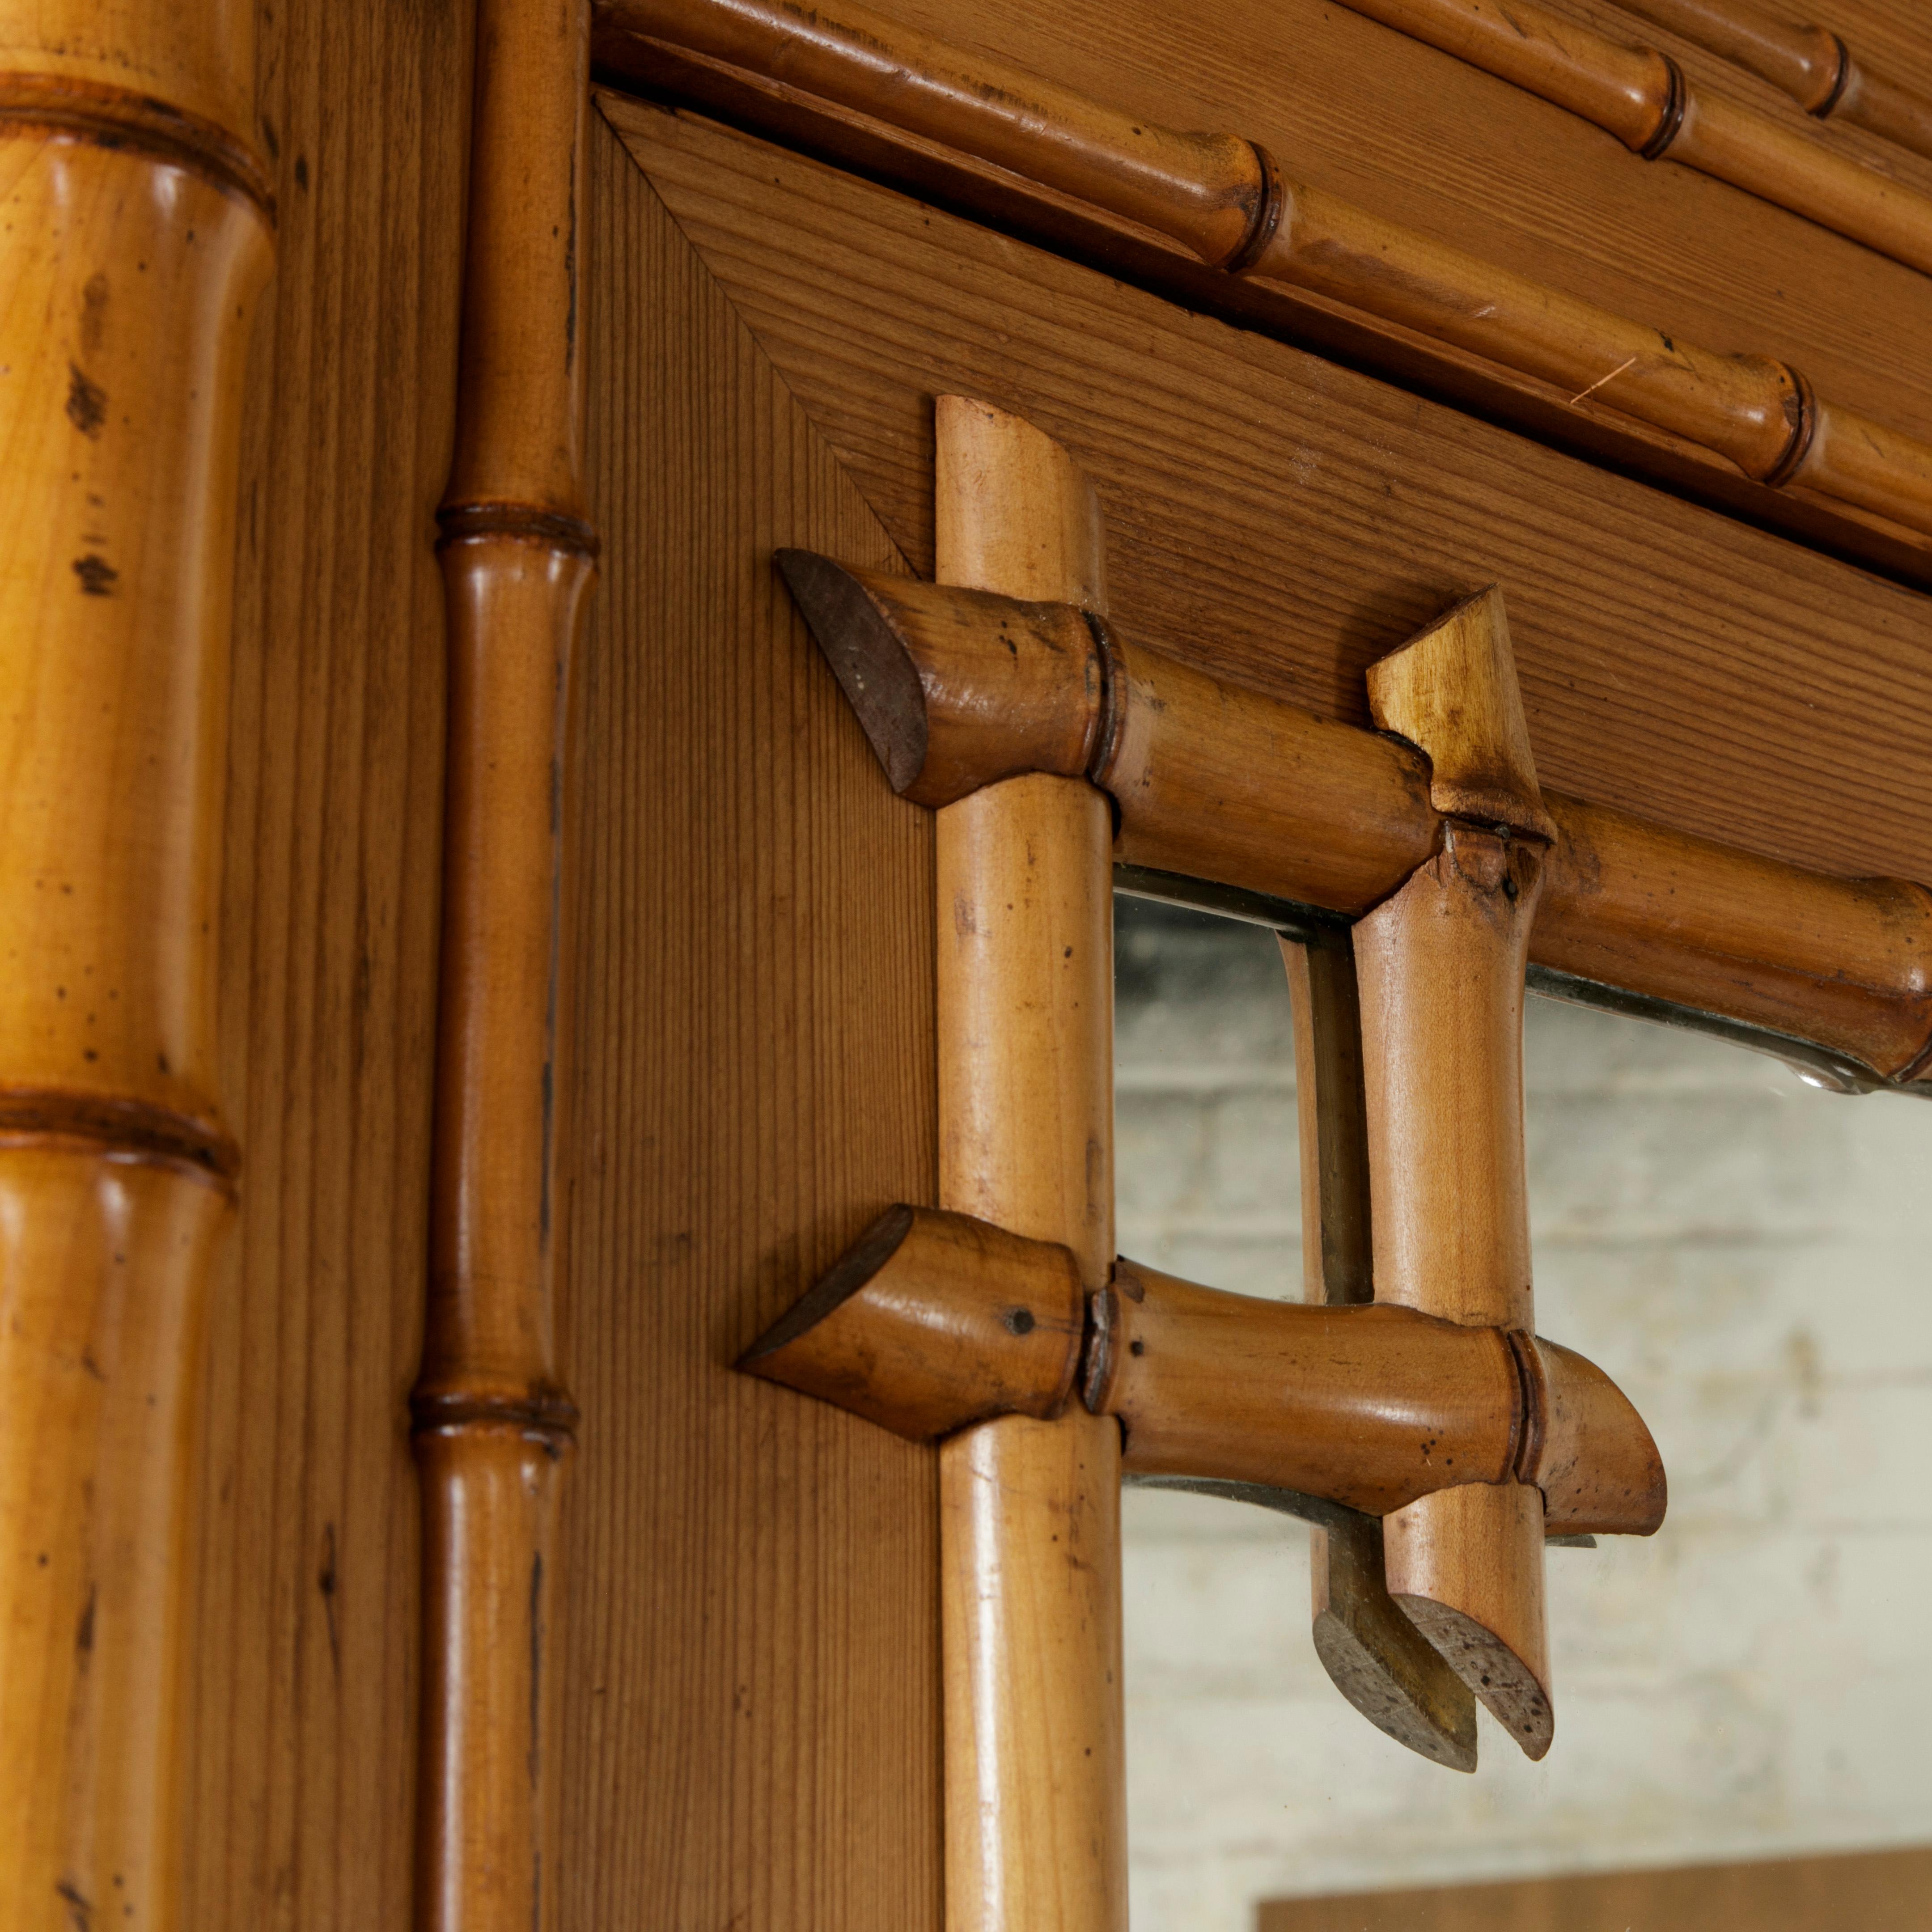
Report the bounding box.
[1281,931,1477,1771]
[411,1,595,1927]
[935,396,1127,1932]
[1352,589,1558,1762]
[0,7,271,1927]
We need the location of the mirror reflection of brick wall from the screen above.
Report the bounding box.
[1114,898,1932,1932]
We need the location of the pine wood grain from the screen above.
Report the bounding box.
[1257,1842,1932,1931]
[555,111,941,1928]
[603,91,1932,889]
[181,0,470,1924]
[868,0,1932,451]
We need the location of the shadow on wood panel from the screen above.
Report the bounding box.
[1257,1843,1932,1931]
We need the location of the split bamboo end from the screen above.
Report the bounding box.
[1312,1517,1478,1772]
[1386,1480,1554,1760]
[1367,585,1555,842]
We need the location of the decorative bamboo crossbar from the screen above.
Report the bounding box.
[775,555,1932,1091]
[753,398,1676,1809]
[1618,0,1932,166]
[1337,0,1932,276]
[0,8,272,1927]
[593,0,1932,560]
[412,0,597,1926]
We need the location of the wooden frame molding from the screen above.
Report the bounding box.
[1335,0,1932,276]
[1618,0,1932,167]
[411,0,597,1927]
[592,0,1932,576]
[775,553,1932,1092]
[0,7,272,1926]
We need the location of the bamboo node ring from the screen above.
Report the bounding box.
[0,72,275,221]
[1637,52,1688,160]
[1762,363,1819,488]
[436,500,602,557]
[1217,140,1287,275]
[1811,33,1855,120]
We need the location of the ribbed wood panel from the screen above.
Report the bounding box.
[557,113,942,1927]
[604,93,1932,889]
[182,0,470,1923]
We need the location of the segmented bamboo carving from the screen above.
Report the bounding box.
[774,555,1932,1090]
[0,6,272,1926]
[1618,0,1932,166]
[594,0,1932,550]
[412,0,596,1926]
[1339,0,1932,276]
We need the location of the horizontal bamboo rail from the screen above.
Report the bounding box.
[740,1206,1666,1539]
[775,553,1932,1090]
[0,3,272,1924]
[593,0,1932,552]
[412,0,595,1926]
[1618,0,1932,167]
[1339,0,1932,276]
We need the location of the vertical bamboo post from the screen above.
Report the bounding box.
[1352,589,1556,1761]
[1281,933,1477,1772]
[411,2,595,1926]
[935,397,1127,1932]
[0,7,271,1926]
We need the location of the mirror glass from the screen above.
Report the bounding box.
[1115,894,1932,1929]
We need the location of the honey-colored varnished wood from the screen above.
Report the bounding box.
[603,93,1932,901]
[1355,597,1557,1760]
[1336,0,1932,275]
[1283,932,1478,1772]
[414,1,595,1925]
[741,1204,1087,1438]
[0,4,271,1924]
[935,397,1125,1932]
[775,557,1932,1083]
[746,1209,1661,1533]
[557,115,941,1929]
[1620,0,1932,165]
[178,1,471,1922]
[596,1,1932,554]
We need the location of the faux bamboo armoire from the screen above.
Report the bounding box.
[5,0,1932,1926]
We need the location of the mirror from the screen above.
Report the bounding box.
[1115,893,1932,1929]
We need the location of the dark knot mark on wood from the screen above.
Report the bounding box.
[67,363,106,437]
[72,554,118,597]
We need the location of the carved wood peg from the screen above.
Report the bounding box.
[740,1208,1664,1538]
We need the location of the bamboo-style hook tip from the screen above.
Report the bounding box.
[1368,583,1556,842]
[775,550,929,791]
[738,1202,917,1369]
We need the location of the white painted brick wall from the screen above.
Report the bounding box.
[1113,899,1932,1930]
